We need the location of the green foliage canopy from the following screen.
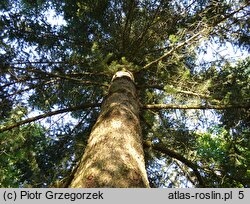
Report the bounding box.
[0,0,249,187]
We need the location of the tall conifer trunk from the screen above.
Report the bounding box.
[69,70,149,187]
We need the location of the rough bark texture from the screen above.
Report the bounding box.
[69,70,149,188]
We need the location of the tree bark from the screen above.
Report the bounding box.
[68,70,149,188]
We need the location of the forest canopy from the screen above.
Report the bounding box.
[0,0,249,187]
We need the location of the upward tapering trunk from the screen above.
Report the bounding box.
[69,70,149,187]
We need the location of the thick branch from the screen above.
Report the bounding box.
[174,159,197,186]
[12,67,109,87]
[5,79,57,99]
[143,141,205,187]
[0,103,101,133]
[212,2,250,26]
[143,103,250,110]
[141,3,249,71]
[138,84,210,98]
[141,27,207,70]
[11,64,110,77]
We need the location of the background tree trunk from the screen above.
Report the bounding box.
[68,70,149,187]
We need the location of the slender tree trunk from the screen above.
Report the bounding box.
[68,70,149,188]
